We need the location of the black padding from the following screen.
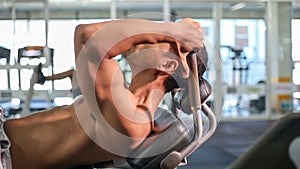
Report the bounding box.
[126,108,192,169]
[196,46,208,77]
[199,78,212,103]
[178,78,212,115]
[0,47,10,64]
[228,113,300,169]
[72,165,94,169]
[92,160,115,168]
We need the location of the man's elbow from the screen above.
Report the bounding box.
[74,24,92,44]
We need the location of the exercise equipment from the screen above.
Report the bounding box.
[0,46,74,116]
[17,46,54,89]
[228,113,300,169]
[75,42,221,169]
[8,46,54,115]
[222,46,250,86]
[20,63,73,115]
[0,47,10,63]
[221,46,267,116]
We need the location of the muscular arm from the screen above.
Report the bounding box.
[75,18,203,143]
[76,19,202,152]
[80,19,203,60]
[74,19,203,61]
[45,69,74,81]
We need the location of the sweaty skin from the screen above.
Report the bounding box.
[4,18,203,169]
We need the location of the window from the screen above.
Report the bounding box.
[292,19,300,111]
[220,19,266,117]
[292,19,300,85]
[220,19,266,86]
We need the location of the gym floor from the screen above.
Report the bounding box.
[178,120,275,169]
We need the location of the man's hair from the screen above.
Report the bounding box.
[165,46,209,98]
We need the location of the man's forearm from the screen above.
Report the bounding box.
[80,19,203,60]
[79,19,176,59]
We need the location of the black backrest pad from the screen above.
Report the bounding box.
[229,113,300,169]
[126,108,193,169]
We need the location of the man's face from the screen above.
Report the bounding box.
[125,42,189,79]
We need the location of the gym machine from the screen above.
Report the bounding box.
[75,40,222,169]
[229,113,300,169]
[0,46,72,116]
[18,46,54,114]
[222,46,249,86]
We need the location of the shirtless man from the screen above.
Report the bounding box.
[2,18,203,169]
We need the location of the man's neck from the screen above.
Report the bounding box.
[129,70,168,113]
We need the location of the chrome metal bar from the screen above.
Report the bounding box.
[186,102,217,157]
[161,51,203,169]
[179,107,203,157]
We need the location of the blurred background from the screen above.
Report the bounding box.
[0,1,299,168]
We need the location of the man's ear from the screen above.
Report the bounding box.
[158,58,179,74]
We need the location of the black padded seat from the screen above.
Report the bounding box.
[91,108,193,169]
[228,113,300,169]
[126,108,193,169]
